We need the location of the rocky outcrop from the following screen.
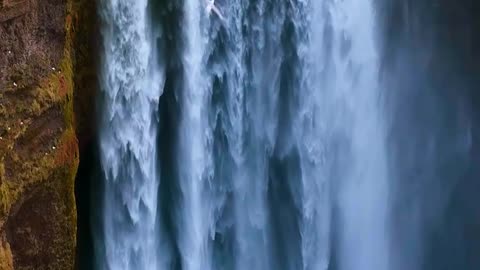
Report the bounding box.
[0,1,31,22]
[0,0,96,269]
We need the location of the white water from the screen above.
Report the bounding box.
[98,0,164,269]
[177,0,214,270]
[317,1,391,270]
[96,0,391,269]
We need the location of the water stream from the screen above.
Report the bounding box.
[97,0,164,268]
[97,0,395,269]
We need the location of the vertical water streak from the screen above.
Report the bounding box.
[292,0,332,268]
[294,0,389,269]
[178,0,214,270]
[228,1,289,269]
[98,0,164,269]
[323,1,391,269]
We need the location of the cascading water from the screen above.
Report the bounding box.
[176,0,214,269]
[320,1,391,269]
[95,0,390,269]
[97,0,164,269]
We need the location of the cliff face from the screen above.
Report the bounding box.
[0,0,95,269]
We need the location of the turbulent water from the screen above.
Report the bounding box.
[96,0,393,269]
[97,0,164,268]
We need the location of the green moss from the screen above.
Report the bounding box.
[0,0,95,268]
[2,0,81,260]
[0,182,11,216]
[42,162,78,269]
[0,161,4,181]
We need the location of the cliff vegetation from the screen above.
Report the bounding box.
[0,0,96,269]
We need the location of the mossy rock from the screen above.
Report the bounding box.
[0,0,96,269]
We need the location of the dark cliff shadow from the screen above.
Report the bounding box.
[75,139,101,270]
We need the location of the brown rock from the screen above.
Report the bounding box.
[0,0,96,269]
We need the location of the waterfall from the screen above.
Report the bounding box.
[94,0,391,269]
[176,0,214,269]
[97,0,164,269]
[320,1,391,269]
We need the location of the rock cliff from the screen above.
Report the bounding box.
[0,0,96,269]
